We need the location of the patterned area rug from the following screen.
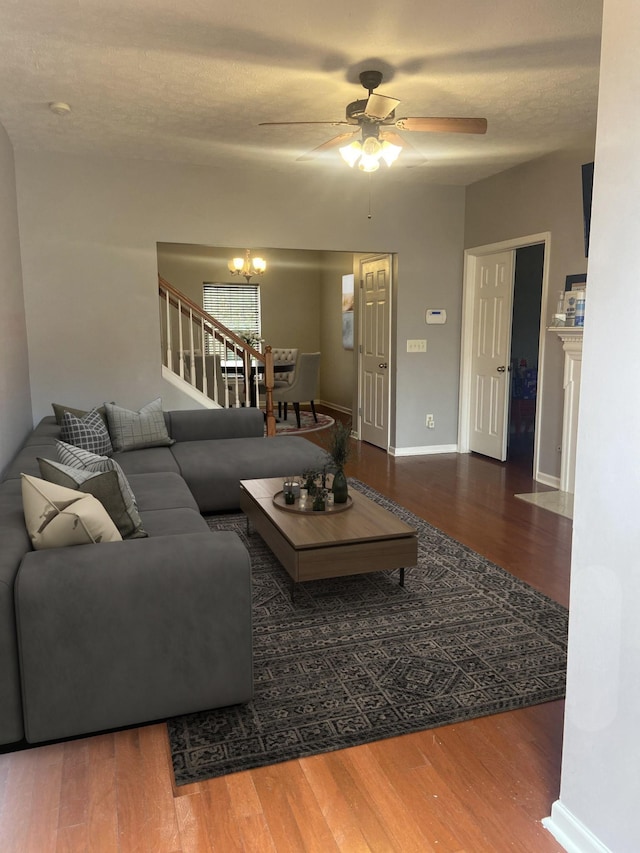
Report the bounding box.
[167,480,568,786]
[272,410,334,435]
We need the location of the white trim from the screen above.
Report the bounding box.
[543,801,613,853]
[536,471,561,489]
[318,400,352,416]
[161,365,220,408]
[390,443,457,457]
[458,232,551,483]
[357,254,393,452]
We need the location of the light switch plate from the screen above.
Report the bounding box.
[407,339,427,352]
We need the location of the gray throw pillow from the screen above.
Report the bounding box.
[52,402,108,426]
[104,398,174,452]
[60,408,114,456]
[38,458,147,540]
[55,441,147,539]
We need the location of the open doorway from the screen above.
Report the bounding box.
[508,244,545,465]
[458,232,550,479]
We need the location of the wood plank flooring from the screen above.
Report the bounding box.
[0,422,571,852]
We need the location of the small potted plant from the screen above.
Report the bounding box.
[324,420,352,503]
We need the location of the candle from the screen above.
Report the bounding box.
[326,493,335,507]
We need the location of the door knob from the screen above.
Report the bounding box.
[496,365,506,373]
[378,363,388,369]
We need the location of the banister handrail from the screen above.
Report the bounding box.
[158,275,275,436]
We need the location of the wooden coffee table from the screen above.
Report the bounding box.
[239,477,418,596]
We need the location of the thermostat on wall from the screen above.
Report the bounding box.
[426,309,447,325]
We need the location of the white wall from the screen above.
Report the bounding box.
[465,145,594,479]
[0,123,32,477]
[546,1,640,850]
[14,151,466,450]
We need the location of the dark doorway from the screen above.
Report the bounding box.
[508,244,545,464]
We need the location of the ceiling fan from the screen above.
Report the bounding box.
[259,70,488,171]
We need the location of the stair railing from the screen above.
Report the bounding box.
[159,276,276,436]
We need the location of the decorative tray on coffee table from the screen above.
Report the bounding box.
[272,491,353,514]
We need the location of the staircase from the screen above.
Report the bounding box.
[158,276,276,436]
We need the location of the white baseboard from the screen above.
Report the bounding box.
[389,444,458,457]
[536,471,561,489]
[318,400,352,416]
[543,801,612,853]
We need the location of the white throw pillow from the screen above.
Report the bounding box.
[21,474,122,550]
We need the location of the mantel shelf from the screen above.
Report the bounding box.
[548,326,584,345]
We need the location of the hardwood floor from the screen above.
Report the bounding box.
[0,422,571,852]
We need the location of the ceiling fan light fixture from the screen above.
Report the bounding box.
[339,140,362,167]
[380,140,402,167]
[358,153,380,173]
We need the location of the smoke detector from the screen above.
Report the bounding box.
[49,101,72,116]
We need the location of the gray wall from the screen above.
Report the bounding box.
[319,250,355,412]
[465,144,594,479]
[14,150,465,451]
[0,123,32,477]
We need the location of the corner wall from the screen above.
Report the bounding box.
[464,145,595,480]
[0,123,32,476]
[546,0,640,850]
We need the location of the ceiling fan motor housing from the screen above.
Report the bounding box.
[346,99,395,126]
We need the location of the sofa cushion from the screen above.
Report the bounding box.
[124,472,200,513]
[21,474,122,549]
[105,398,174,452]
[38,458,147,540]
[2,444,57,480]
[170,435,327,512]
[137,507,210,537]
[112,446,180,476]
[60,408,114,456]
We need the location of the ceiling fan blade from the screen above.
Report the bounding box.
[296,131,359,162]
[259,120,349,127]
[395,117,488,134]
[380,130,419,153]
[365,93,401,121]
[380,131,427,163]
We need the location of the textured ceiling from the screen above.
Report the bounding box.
[0,0,603,185]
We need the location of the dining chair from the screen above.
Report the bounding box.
[270,348,298,388]
[271,352,321,428]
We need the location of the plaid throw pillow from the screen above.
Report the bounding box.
[55,440,146,535]
[104,398,174,452]
[60,407,113,456]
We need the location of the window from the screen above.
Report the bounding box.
[202,282,261,357]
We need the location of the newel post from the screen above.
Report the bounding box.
[264,345,276,437]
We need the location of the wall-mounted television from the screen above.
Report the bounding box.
[582,161,594,257]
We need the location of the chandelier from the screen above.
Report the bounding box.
[227,249,267,282]
[339,130,402,173]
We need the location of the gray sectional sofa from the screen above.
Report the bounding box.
[0,406,326,746]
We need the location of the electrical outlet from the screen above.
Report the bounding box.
[426,414,435,429]
[407,339,427,353]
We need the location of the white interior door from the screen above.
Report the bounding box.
[469,251,515,461]
[359,255,391,449]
